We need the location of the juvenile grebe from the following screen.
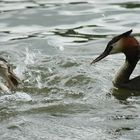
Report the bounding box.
[91,30,140,90]
[0,57,21,92]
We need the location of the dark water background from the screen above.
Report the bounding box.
[0,0,140,139]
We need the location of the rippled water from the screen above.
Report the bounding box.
[0,0,140,139]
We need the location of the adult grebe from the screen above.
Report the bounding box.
[91,30,140,90]
[0,57,21,92]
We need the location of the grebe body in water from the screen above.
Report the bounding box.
[91,30,140,90]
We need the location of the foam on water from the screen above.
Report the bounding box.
[0,92,32,103]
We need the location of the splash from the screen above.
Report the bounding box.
[15,48,41,76]
[47,36,64,51]
[24,48,41,65]
[36,72,42,89]
[14,48,43,90]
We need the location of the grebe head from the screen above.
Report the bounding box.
[91,29,140,64]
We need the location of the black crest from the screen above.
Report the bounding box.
[107,29,133,47]
[119,29,132,38]
[102,30,133,54]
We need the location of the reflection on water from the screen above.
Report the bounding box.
[0,0,140,140]
[117,2,140,9]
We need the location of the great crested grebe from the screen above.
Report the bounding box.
[91,30,140,91]
[0,57,21,92]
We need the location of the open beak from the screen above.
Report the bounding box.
[90,50,109,64]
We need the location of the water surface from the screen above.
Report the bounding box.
[0,0,140,140]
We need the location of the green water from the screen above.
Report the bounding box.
[0,0,140,140]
